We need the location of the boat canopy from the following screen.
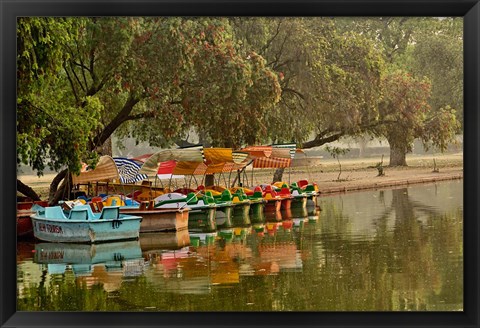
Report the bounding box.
[241,144,306,169]
[113,157,148,183]
[138,147,251,177]
[72,156,120,184]
[139,147,205,176]
[72,156,149,184]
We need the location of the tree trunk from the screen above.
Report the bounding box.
[204,174,215,187]
[389,144,408,166]
[17,179,41,201]
[49,174,73,206]
[48,169,68,203]
[100,136,113,156]
[272,168,285,183]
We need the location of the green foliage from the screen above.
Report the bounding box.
[17,17,102,176]
[325,145,350,159]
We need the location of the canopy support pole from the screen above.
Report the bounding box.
[251,165,254,187]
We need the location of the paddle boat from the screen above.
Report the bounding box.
[229,189,252,226]
[91,195,190,233]
[202,190,234,229]
[297,179,320,207]
[285,182,309,209]
[261,185,283,212]
[247,187,266,224]
[154,192,217,232]
[30,205,142,243]
[272,182,296,210]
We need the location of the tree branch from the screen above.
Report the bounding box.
[17,179,41,201]
[91,94,142,150]
[48,169,68,203]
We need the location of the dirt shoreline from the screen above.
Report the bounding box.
[314,167,462,195]
[18,153,463,199]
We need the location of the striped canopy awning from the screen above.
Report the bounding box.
[113,157,148,184]
[240,146,273,158]
[139,147,205,176]
[242,144,303,168]
[172,160,249,175]
[253,157,292,168]
[72,156,120,184]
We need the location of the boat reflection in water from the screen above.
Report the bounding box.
[139,229,191,253]
[33,240,145,291]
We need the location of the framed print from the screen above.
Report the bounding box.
[1,0,478,327]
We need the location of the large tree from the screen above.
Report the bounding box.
[17,17,282,203]
[231,17,386,147]
[375,70,459,166]
[336,17,462,165]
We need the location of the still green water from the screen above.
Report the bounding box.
[17,180,463,311]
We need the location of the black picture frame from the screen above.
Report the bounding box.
[1,1,478,327]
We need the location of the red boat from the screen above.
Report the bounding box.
[17,201,48,237]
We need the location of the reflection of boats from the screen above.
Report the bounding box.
[36,241,145,292]
[281,206,308,220]
[139,229,190,252]
[227,189,251,226]
[34,240,143,265]
[31,205,142,243]
[189,232,217,247]
[248,187,266,224]
[265,209,282,222]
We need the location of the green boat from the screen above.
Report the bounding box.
[203,190,234,229]
[289,182,309,209]
[248,187,266,224]
[230,189,251,226]
[154,192,217,232]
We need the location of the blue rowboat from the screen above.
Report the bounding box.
[30,205,142,243]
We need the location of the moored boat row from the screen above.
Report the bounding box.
[19,146,320,243]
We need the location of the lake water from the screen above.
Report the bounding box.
[17,180,463,311]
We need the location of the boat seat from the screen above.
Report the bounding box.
[45,206,68,220]
[186,193,199,205]
[304,184,316,192]
[203,191,216,205]
[68,209,87,220]
[298,180,309,188]
[72,205,98,220]
[99,206,120,220]
[220,190,233,202]
[105,196,124,207]
[91,196,103,203]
